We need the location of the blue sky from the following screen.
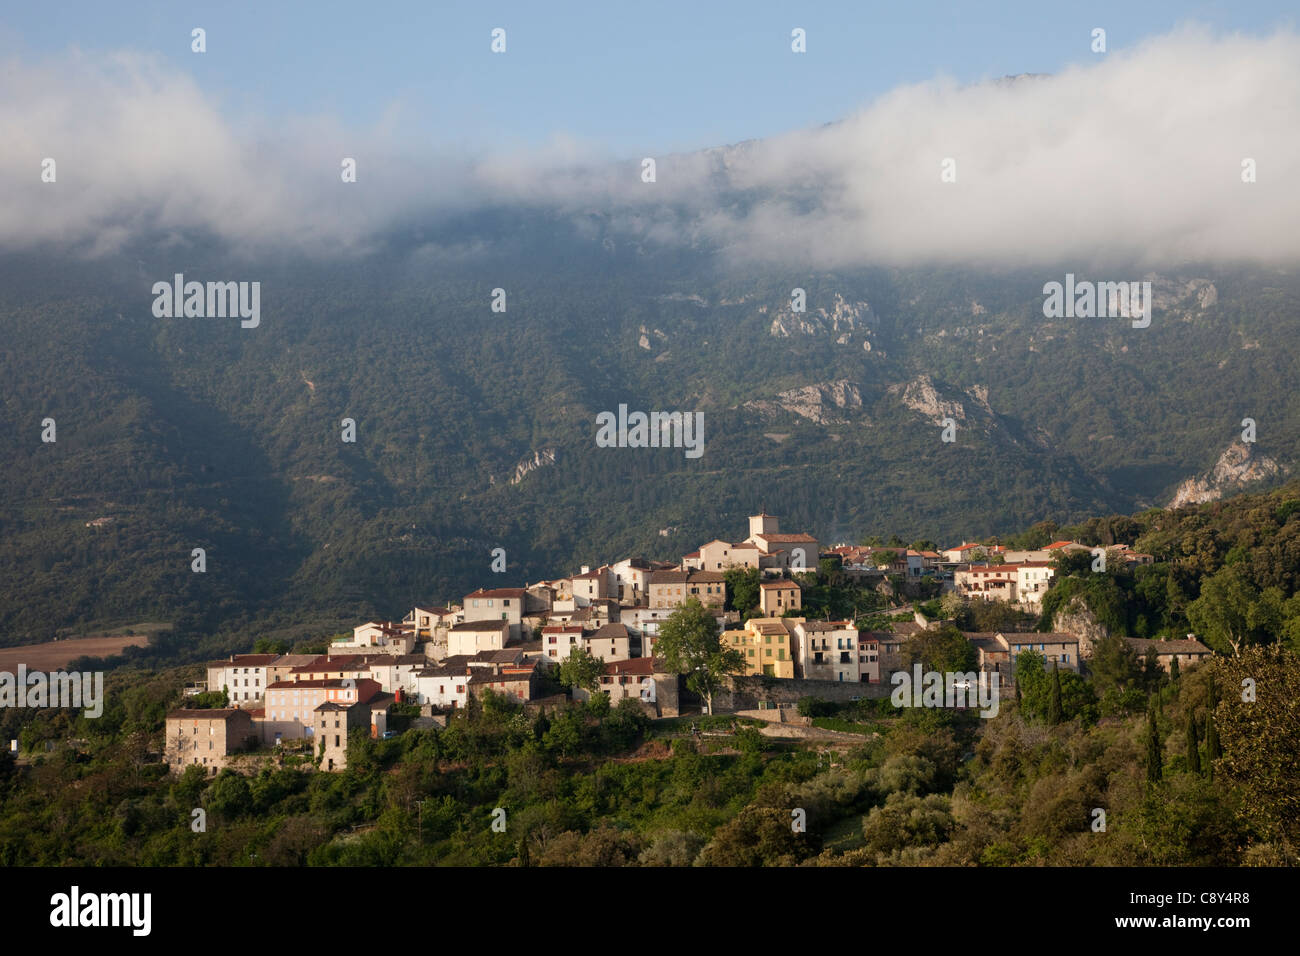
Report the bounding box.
[3,0,1295,157]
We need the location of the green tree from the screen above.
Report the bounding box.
[1203,680,1221,780]
[654,598,745,715]
[724,568,762,614]
[1185,711,1201,775]
[1146,706,1163,784]
[206,770,252,819]
[1212,647,1300,847]
[905,623,976,673]
[1016,650,1048,716]
[1204,711,1219,780]
[1047,663,1063,725]
[938,591,966,622]
[698,806,818,866]
[557,646,604,693]
[1089,633,1142,694]
[1187,565,1277,655]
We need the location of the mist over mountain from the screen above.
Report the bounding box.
[5,26,1300,266]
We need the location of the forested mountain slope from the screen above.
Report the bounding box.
[3,218,1298,651]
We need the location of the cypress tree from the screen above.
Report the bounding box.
[1204,712,1220,778]
[1185,711,1201,775]
[1204,680,1221,778]
[1146,706,1163,783]
[1169,656,1180,683]
[1048,662,1063,725]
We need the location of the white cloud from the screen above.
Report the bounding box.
[670,26,1300,269]
[3,26,1299,267]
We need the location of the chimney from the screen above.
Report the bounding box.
[581,565,590,574]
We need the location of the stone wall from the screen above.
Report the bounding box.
[711,675,892,712]
[652,672,681,718]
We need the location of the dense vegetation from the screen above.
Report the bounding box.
[1017,486,1300,655]
[5,479,1300,866]
[3,242,1299,662]
[1,644,1294,866]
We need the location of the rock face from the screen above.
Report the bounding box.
[893,374,967,425]
[1149,276,1219,318]
[510,448,557,485]
[769,294,874,347]
[1052,597,1111,659]
[1167,440,1283,508]
[744,380,864,424]
[637,325,667,351]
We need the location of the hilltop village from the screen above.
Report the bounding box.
[167,513,1213,774]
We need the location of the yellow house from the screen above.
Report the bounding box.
[758,579,801,615]
[722,617,799,678]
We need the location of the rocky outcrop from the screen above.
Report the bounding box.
[510,448,557,485]
[637,325,668,351]
[1148,276,1218,318]
[1167,440,1284,508]
[892,375,967,425]
[744,380,864,424]
[1051,597,1111,659]
[769,294,874,347]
